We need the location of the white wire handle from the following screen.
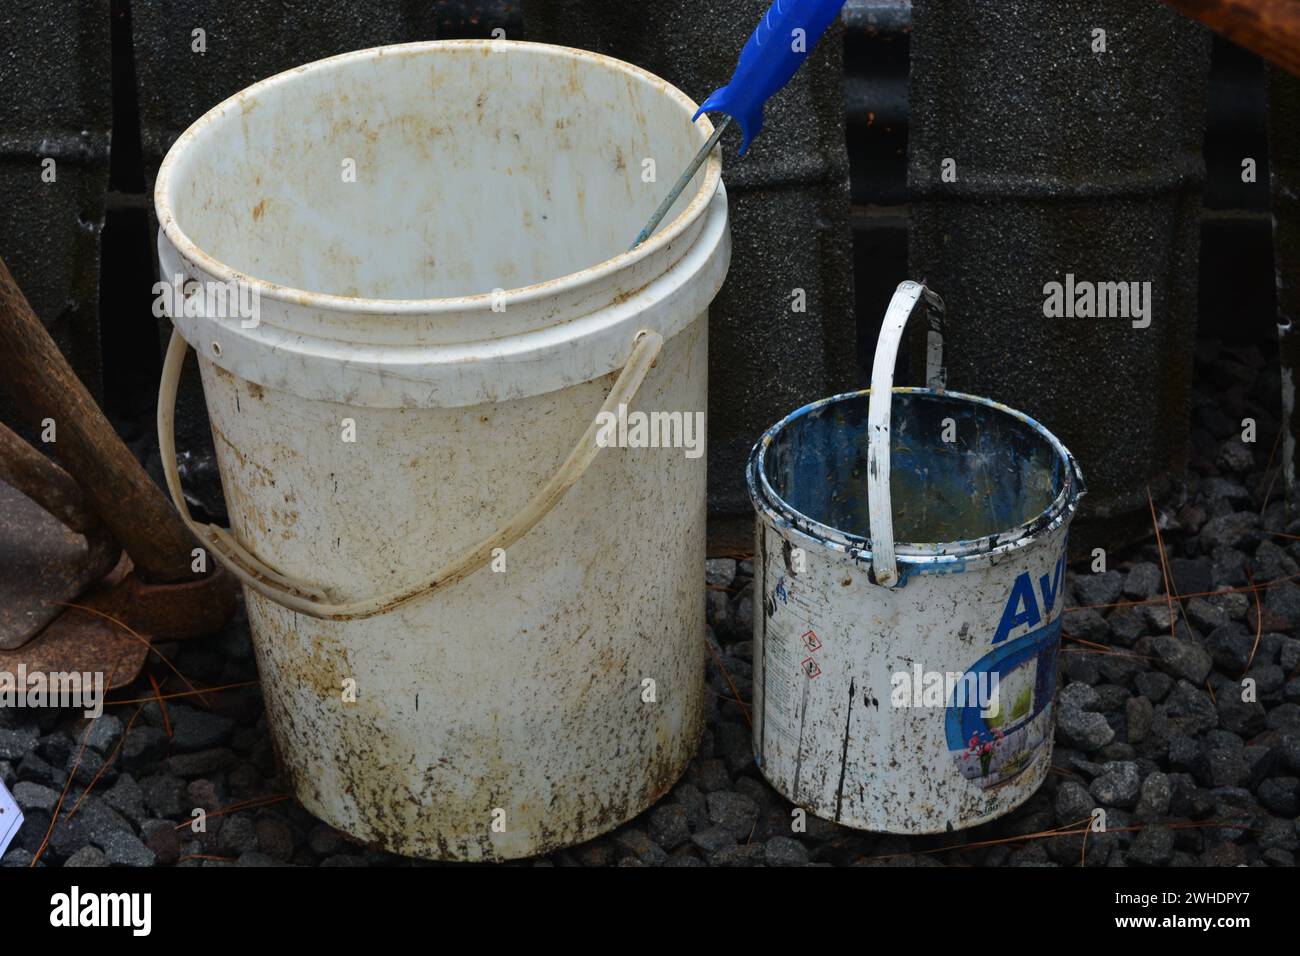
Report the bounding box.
[866,280,947,588]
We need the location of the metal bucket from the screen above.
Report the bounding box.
[153,41,730,860]
[747,281,1085,833]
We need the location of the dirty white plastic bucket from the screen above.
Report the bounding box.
[154,40,730,860]
[747,281,1085,833]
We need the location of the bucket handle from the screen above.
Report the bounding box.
[157,327,665,621]
[866,280,947,588]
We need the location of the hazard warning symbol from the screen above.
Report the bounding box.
[800,629,822,652]
[801,657,822,680]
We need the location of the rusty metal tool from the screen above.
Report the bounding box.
[0,421,119,647]
[0,253,236,682]
[0,253,198,583]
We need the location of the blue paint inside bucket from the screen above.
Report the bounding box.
[748,388,1084,575]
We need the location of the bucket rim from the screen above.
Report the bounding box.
[747,387,1086,571]
[154,39,723,315]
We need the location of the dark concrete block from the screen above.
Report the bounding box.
[908,0,1212,551]
[0,2,112,419]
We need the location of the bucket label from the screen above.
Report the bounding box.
[760,573,821,750]
[946,559,1065,791]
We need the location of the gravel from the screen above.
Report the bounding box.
[1124,563,1163,599]
[647,804,691,851]
[165,705,235,753]
[85,715,123,754]
[613,827,668,865]
[1128,826,1176,865]
[1135,771,1172,820]
[0,727,37,761]
[63,845,107,867]
[1054,781,1094,825]
[764,836,809,866]
[707,790,759,837]
[690,826,736,853]
[139,774,186,818]
[1258,777,1299,816]
[1058,682,1100,712]
[103,775,147,825]
[145,825,181,866]
[1056,706,1115,752]
[1089,762,1142,808]
[1199,512,1258,552]
[1,339,1295,868]
[221,816,260,855]
[1074,570,1123,607]
[13,781,60,814]
[705,558,736,588]
[96,829,156,867]
[1135,671,1173,702]
[254,818,294,862]
[1147,634,1213,685]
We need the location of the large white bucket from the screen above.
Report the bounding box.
[747,282,1085,833]
[153,41,730,860]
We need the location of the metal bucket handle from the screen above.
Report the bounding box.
[866,280,947,588]
[157,324,664,621]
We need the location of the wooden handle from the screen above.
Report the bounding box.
[1162,0,1300,78]
[0,254,199,583]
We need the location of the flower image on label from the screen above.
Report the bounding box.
[946,617,1061,790]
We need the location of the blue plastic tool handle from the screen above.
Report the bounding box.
[693,0,848,155]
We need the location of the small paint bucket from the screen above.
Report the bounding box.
[747,281,1086,833]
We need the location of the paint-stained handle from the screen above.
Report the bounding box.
[866,280,947,588]
[158,326,664,621]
